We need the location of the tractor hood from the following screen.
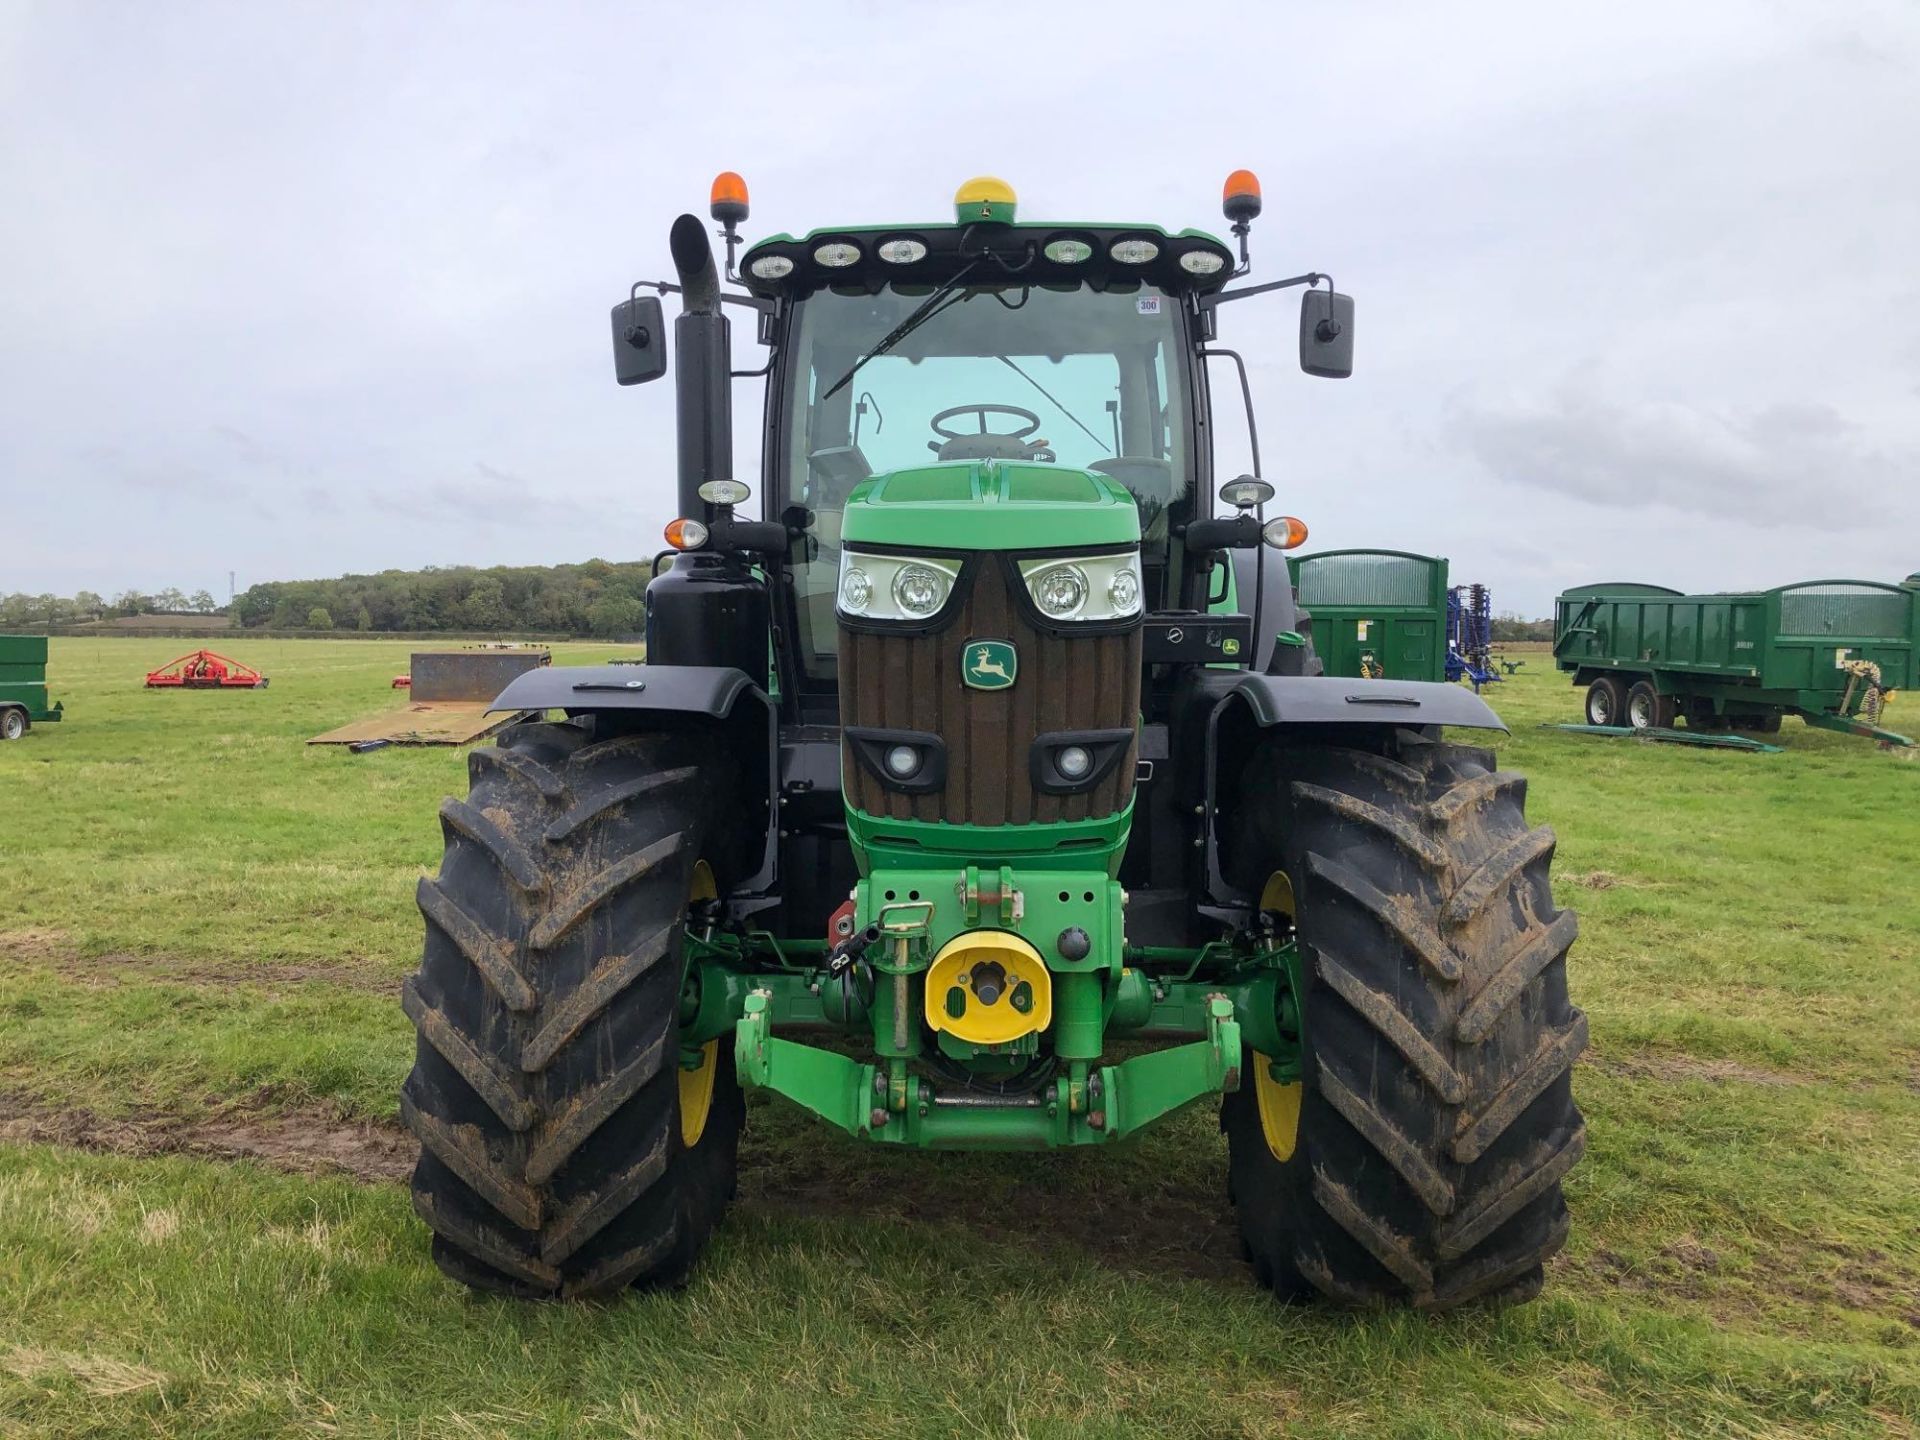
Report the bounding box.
[838,460,1141,552]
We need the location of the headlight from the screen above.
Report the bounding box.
[837,550,961,623]
[748,254,794,280]
[1030,564,1089,618]
[1109,237,1159,264]
[1017,551,1143,623]
[892,563,950,617]
[813,241,861,267]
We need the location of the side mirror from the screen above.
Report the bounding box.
[611,294,667,385]
[1299,290,1354,379]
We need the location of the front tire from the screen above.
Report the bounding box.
[400,720,746,1298]
[1222,729,1587,1309]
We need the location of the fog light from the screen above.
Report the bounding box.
[885,744,921,778]
[1057,745,1092,780]
[1107,568,1140,613]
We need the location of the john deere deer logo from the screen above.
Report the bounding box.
[962,639,1018,691]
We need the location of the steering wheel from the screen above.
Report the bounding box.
[930,403,1041,444]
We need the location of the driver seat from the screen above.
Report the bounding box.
[933,433,1039,462]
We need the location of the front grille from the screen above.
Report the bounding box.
[840,560,1142,825]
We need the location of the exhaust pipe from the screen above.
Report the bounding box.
[669,213,730,520]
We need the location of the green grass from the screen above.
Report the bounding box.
[2,638,1918,1437]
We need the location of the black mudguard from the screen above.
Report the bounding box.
[487,663,766,718]
[1220,673,1507,731]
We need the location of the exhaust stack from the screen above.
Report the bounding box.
[669,212,730,521]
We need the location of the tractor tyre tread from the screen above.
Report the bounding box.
[400,719,744,1298]
[1223,729,1585,1310]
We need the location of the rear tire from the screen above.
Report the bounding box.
[1584,678,1624,727]
[400,720,746,1298]
[0,708,25,741]
[1625,679,1674,731]
[1222,729,1587,1309]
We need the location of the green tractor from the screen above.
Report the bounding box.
[398,172,1586,1308]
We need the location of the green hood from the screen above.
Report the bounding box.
[839,460,1141,552]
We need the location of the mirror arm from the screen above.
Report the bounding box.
[1199,271,1330,312]
[631,278,774,318]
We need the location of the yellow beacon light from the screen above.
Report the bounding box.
[954,176,1017,224]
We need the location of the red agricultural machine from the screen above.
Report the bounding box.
[144,650,269,689]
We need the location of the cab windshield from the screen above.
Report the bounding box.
[779,280,1192,679]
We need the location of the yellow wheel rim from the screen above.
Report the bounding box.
[679,1038,719,1148]
[679,862,720,1148]
[1254,870,1302,1162]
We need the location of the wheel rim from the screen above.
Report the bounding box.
[1628,692,1653,729]
[1589,688,1613,725]
[678,861,720,1148]
[1254,871,1303,1163]
[2,713,20,739]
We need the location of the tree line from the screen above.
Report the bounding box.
[228,559,655,636]
[0,588,219,626]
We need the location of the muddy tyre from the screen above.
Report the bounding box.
[1222,729,1587,1309]
[400,719,745,1298]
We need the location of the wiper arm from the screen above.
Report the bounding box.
[995,355,1111,455]
[822,258,981,401]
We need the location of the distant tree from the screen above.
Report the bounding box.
[114,590,147,616]
[460,577,509,631]
[307,606,335,630]
[188,589,217,613]
[354,604,373,631]
[156,587,188,613]
[1490,612,1554,643]
[72,590,104,619]
[586,595,644,638]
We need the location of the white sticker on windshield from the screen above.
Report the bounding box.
[1136,296,1162,315]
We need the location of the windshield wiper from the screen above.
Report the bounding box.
[822,258,981,401]
[995,355,1111,455]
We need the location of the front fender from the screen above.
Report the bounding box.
[486,663,765,718]
[1221,673,1507,731]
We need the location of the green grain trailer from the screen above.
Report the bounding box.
[0,635,62,740]
[1553,578,1917,743]
[1287,549,1449,681]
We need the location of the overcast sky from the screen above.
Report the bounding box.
[3,0,1916,616]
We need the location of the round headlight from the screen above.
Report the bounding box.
[1031,563,1089,618]
[840,567,873,612]
[1109,238,1160,265]
[877,237,927,264]
[748,254,794,280]
[1056,745,1092,780]
[885,744,921,778]
[1219,477,1274,509]
[1107,567,1140,614]
[1043,238,1093,264]
[892,564,950,617]
[697,479,752,506]
[1179,249,1226,275]
[813,241,862,268]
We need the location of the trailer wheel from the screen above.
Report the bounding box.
[0,707,26,741]
[1221,729,1587,1309]
[1583,677,1624,726]
[400,719,746,1298]
[1625,680,1674,731]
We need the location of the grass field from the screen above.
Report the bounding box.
[2,637,1917,1438]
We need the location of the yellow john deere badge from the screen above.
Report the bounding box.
[962,639,1017,690]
